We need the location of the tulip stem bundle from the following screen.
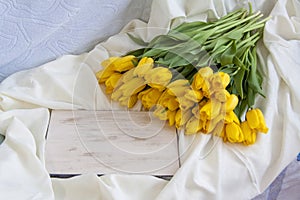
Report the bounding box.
[96,4,269,145]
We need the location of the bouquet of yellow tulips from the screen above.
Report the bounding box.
[96,4,269,145]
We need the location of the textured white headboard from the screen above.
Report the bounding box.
[0,0,153,82]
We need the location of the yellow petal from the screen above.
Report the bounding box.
[119,95,138,108]
[225,122,244,143]
[211,121,224,136]
[167,98,179,111]
[153,106,168,120]
[167,79,189,88]
[198,67,213,78]
[101,57,119,68]
[225,111,240,124]
[122,69,136,83]
[241,121,257,145]
[178,97,195,111]
[145,67,172,86]
[175,109,192,129]
[111,89,123,101]
[112,55,136,72]
[141,88,162,110]
[246,109,260,130]
[209,73,223,91]
[192,73,205,90]
[200,100,221,120]
[167,86,189,97]
[212,89,227,102]
[202,114,224,133]
[134,57,154,77]
[185,116,201,135]
[218,71,230,88]
[201,80,211,98]
[256,109,269,133]
[96,68,115,83]
[225,94,239,112]
[148,83,166,92]
[185,89,203,102]
[119,77,146,96]
[137,88,151,100]
[104,73,123,94]
[167,110,177,126]
[192,104,200,119]
[128,95,138,108]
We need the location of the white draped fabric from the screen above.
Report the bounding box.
[0,0,299,199]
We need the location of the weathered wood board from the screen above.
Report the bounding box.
[45,110,179,176]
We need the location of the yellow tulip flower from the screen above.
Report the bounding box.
[148,83,166,92]
[241,121,257,145]
[144,67,172,87]
[111,55,136,72]
[118,77,146,97]
[96,68,115,84]
[192,67,213,90]
[167,79,190,97]
[218,71,230,88]
[119,94,138,108]
[167,98,179,111]
[101,57,118,68]
[225,94,239,112]
[134,57,154,77]
[140,88,162,110]
[168,79,189,88]
[199,67,214,78]
[178,97,195,111]
[184,89,203,102]
[97,56,136,83]
[122,68,135,83]
[225,111,240,124]
[200,100,222,120]
[104,73,122,94]
[185,116,201,135]
[201,114,224,133]
[246,108,268,133]
[211,89,227,102]
[153,106,168,120]
[211,121,224,136]
[192,99,209,120]
[167,109,177,126]
[192,73,205,90]
[225,122,244,143]
[209,73,224,91]
[175,109,192,129]
[167,86,189,97]
[201,80,211,98]
[157,91,179,111]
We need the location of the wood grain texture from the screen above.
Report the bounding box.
[45,110,179,176]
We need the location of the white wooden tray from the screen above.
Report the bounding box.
[45,110,179,177]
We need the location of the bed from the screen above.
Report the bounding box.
[0,0,299,199]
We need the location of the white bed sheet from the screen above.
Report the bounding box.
[0,0,299,199]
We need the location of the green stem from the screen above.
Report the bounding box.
[236,32,260,49]
[243,16,271,32]
[213,9,247,26]
[215,11,262,35]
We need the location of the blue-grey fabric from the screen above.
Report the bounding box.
[0,0,152,82]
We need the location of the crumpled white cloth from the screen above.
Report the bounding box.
[0,0,300,199]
